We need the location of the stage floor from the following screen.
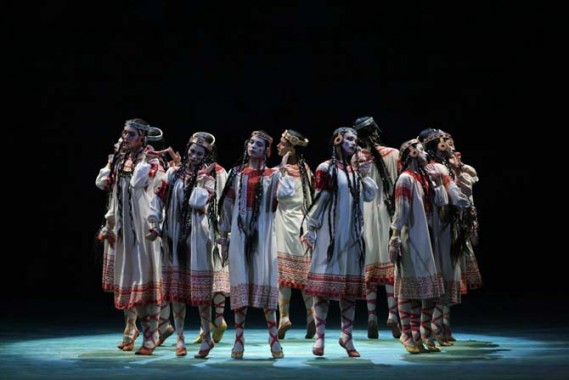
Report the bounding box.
[1,296,568,380]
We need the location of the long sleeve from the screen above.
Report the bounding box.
[391,174,414,231]
[96,167,111,191]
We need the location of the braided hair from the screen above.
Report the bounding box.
[218,130,273,264]
[354,116,395,216]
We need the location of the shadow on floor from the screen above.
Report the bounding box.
[1,295,568,380]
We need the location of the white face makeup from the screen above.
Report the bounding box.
[122,126,143,151]
[247,135,267,159]
[187,144,206,166]
[416,143,428,163]
[341,131,358,156]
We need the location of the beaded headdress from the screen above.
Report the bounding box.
[251,130,273,144]
[282,130,309,147]
[421,129,448,145]
[400,138,420,154]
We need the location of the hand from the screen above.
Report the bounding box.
[144,150,162,163]
[98,226,116,248]
[113,138,124,153]
[145,227,160,241]
[351,148,371,177]
[150,147,182,167]
[280,151,291,174]
[358,160,372,177]
[204,163,216,174]
[388,235,402,263]
[301,229,317,249]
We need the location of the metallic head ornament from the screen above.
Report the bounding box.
[400,138,421,156]
[251,130,273,145]
[125,119,163,141]
[189,131,216,152]
[282,130,309,147]
[332,126,357,145]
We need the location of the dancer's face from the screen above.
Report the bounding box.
[341,131,358,156]
[247,136,267,159]
[122,126,143,151]
[277,136,294,157]
[187,144,206,167]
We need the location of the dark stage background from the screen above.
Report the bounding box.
[5,3,553,310]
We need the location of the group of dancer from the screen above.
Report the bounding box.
[95,115,482,359]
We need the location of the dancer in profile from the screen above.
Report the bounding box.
[95,118,167,355]
[273,129,316,340]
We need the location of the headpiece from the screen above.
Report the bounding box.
[354,116,382,139]
[124,119,163,141]
[420,129,448,145]
[282,130,309,147]
[189,131,215,152]
[332,127,357,145]
[400,138,420,154]
[251,130,273,145]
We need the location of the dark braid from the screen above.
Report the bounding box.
[342,153,366,269]
[369,144,395,216]
[326,145,338,262]
[297,154,314,213]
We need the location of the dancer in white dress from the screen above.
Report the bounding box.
[273,129,316,340]
[95,118,166,355]
[302,127,377,358]
[353,116,402,340]
[218,130,288,359]
[147,131,218,358]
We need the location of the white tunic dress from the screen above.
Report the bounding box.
[274,163,313,289]
[149,165,215,305]
[96,148,165,309]
[361,146,399,286]
[210,164,230,294]
[219,166,281,310]
[391,169,445,300]
[304,160,377,299]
